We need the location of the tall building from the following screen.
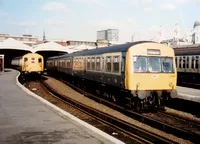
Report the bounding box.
[97,29,119,42]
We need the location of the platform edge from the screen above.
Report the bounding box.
[15,71,125,144]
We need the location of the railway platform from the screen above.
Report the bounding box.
[0,69,124,144]
[177,86,200,103]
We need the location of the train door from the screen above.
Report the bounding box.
[0,58,2,72]
[23,57,28,71]
[38,57,43,71]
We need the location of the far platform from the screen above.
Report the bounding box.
[177,86,200,103]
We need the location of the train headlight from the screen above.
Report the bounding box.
[170,90,177,98]
[138,90,150,99]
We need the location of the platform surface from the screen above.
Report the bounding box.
[177,86,200,102]
[0,69,119,144]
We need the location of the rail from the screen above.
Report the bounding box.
[40,77,175,144]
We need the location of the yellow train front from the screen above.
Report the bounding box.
[11,53,44,75]
[125,42,177,111]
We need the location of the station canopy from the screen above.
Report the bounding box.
[32,41,72,53]
[0,38,32,52]
[68,44,95,51]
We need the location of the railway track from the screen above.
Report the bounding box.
[44,74,200,143]
[34,76,176,144]
[144,111,200,135]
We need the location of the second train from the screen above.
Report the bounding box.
[46,41,177,112]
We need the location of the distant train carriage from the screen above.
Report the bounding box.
[46,41,177,112]
[11,53,44,74]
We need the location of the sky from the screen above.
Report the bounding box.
[0,0,200,42]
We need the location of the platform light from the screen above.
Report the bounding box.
[147,49,161,55]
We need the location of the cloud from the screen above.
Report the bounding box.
[41,2,66,11]
[175,0,200,4]
[43,19,65,26]
[141,0,153,4]
[144,7,153,11]
[119,0,140,7]
[8,21,36,26]
[0,11,8,17]
[72,0,106,6]
[88,18,136,29]
[160,4,176,11]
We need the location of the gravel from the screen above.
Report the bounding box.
[42,76,192,144]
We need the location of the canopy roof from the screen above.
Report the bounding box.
[0,38,32,52]
[32,41,71,53]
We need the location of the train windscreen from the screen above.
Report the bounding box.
[133,56,174,73]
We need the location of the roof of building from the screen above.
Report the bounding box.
[48,41,156,59]
[0,38,32,52]
[32,41,72,53]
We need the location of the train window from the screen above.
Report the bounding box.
[192,57,195,68]
[196,56,199,69]
[38,58,42,63]
[183,57,186,68]
[186,57,189,68]
[148,57,161,72]
[106,56,111,72]
[179,57,182,68]
[24,57,28,62]
[133,56,147,72]
[161,57,174,73]
[175,57,177,68]
[96,57,100,71]
[91,57,95,70]
[62,61,65,67]
[101,57,104,71]
[87,57,90,70]
[121,56,125,73]
[113,56,120,73]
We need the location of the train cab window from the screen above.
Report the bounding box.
[24,57,28,62]
[87,57,90,70]
[113,56,120,73]
[106,56,111,72]
[91,57,95,70]
[38,58,42,63]
[148,57,161,72]
[133,57,147,72]
[96,57,100,71]
[161,57,174,73]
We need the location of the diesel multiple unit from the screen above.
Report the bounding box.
[46,41,177,111]
[11,53,44,75]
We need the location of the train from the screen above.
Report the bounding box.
[46,41,177,112]
[11,53,44,75]
[174,45,200,86]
